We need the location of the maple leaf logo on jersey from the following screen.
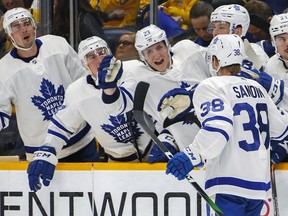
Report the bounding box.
[31,78,65,121]
[101,114,143,143]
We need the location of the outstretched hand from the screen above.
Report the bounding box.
[98,55,123,89]
[157,84,198,119]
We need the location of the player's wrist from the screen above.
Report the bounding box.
[32,146,58,165]
[183,146,203,168]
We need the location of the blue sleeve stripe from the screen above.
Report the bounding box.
[118,86,133,115]
[202,115,233,126]
[65,124,91,148]
[201,116,233,142]
[0,112,10,128]
[120,86,133,101]
[25,124,92,154]
[205,176,270,192]
[51,118,73,135]
[48,129,69,143]
[275,80,284,105]
[202,126,230,142]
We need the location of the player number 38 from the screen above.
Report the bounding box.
[200,98,269,151]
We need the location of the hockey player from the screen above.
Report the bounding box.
[98,24,211,162]
[0,8,99,165]
[210,4,269,70]
[263,13,288,109]
[158,34,288,216]
[240,13,288,163]
[27,36,154,191]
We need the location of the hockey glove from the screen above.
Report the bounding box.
[27,146,58,192]
[98,55,123,89]
[147,130,178,163]
[256,72,284,105]
[240,60,261,79]
[240,65,284,105]
[166,146,203,180]
[271,140,288,164]
[158,84,198,119]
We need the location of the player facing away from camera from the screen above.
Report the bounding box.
[0,7,98,164]
[97,24,212,162]
[158,34,288,216]
[210,4,269,70]
[27,36,154,191]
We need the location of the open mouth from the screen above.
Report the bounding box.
[154,59,164,65]
[23,35,30,40]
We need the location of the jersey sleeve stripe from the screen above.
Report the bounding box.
[51,118,73,135]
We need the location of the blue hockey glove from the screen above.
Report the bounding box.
[166,146,203,180]
[241,65,284,105]
[98,55,123,89]
[27,146,58,192]
[257,72,284,105]
[271,141,288,164]
[158,84,198,119]
[147,130,178,163]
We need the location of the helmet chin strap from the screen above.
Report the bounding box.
[277,52,288,64]
[210,64,221,77]
[9,29,37,51]
[11,39,34,51]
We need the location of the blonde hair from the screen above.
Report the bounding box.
[222,64,241,75]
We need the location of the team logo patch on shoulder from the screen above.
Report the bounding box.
[101,114,143,143]
[31,78,65,121]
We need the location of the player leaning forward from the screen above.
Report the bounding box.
[27,36,155,191]
[98,24,211,161]
[159,34,288,216]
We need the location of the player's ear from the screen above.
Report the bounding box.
[234,25,243,37]
[212,56,219,69]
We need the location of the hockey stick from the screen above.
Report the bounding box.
[126,111,142,162]
[243,39,262,71]
[133,81,224,216]
[271,163,280,216]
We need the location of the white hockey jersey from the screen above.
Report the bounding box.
[191,75,288,200]
[265,54,288,109]
[45,75,152,161]
[104,40,211,150]
[0,35,94,161]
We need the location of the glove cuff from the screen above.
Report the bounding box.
[158,130,178,151]
[33,146,58,165]
[183,146,203,168]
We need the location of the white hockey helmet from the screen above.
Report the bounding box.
[210,4,250,37]
[3,7,36,36]
[135,24,170,62]
[206,34,245,76]
[78,36,111,66]
[269,13,288,45]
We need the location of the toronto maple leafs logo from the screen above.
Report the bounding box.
[101,114,143,143]
[31,78,65,121]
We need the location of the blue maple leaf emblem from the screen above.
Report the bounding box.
[180,81,190,89]
[31,78,65,121]
[101,114,143,143]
